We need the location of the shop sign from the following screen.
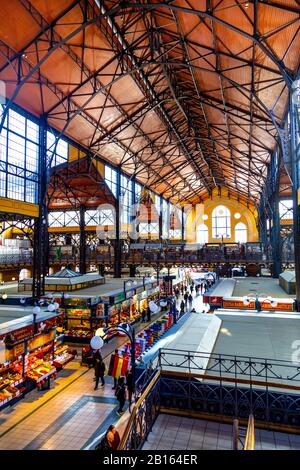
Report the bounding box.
[160,279,173,297]
[110,293,125,304]
[28,330,55,351]
[90,296,100,306]
[125,289,136,299]
[12,342,25,357]
[135,286,144,295]
[38,316,57,331]
[261,301,294,311]
[209,296,222,306]
[0,325,34,344]
[0,340,5,363]
[223,299,255,309]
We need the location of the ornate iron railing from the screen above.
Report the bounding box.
[0,253,32,265]
[158,348,300,387]
[118,349,300,450]
[119,371,161,450]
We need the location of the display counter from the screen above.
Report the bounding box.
[0,308,75,409]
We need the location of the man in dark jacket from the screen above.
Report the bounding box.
[115,376,126,416]
[125,368,134,412]
[93,350,106,390]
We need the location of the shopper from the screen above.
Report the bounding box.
[92,349,102,382]
[195,285,199,296]
[106,425,121,450]
[115,376,126,416]
[180,299,185,314]
[146,305,151,322]
[94,351,106,390]
[184,291,189,305]
[108,349,119,390]
[96,425,120,450]
[141,309,146,322]
[190,284,194,294]
[180,285,184,295]
[188,293,193,309]
[125,367,134,412]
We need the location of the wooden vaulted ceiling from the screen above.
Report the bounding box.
[0,0,299,205]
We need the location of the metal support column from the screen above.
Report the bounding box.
[290,94,300,309]
[271,192,282,278]
[114,168,122,278]
[32,115,48,299]
[159,196,163,242]
[79,204,86,274]
[181,207,185,242]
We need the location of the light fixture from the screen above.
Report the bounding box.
[2,293,7,300]
[95,327,105,337]
[32,306,41,315]
[202,214,208,220]
[234,213,241,219]
[12,277,15,281]
[245,2,249,8]
[90,335,104,350]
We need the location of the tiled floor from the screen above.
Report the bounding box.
[0,305,188,450]
[142,414,300,450]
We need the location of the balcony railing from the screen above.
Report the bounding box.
[0,253,33,265]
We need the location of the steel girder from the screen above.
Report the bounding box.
[0,0,298,205]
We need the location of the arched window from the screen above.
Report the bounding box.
[212,205,231,239]
[197,224,208,244]
[235,222,247,243]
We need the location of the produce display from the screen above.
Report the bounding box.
[64,328,91,338]
[53,345,77,368]
[26,358,56,383]
[0,384,21,405]
[0,363,24,407]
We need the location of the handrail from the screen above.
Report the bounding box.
[244,414,255,450]
[118,370,161,450]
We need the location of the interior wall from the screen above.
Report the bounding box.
[185,189,258,243]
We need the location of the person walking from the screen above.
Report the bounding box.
[115,376,126,416]
[146,305,151,322]
[195,284,199,296]
[180,299,185,314]
[184,291,189,306]
[94,350,106,390]
[108,349,119,390]
[190,284,194,294]
[125,368,134,412]
[96,425,120,450]
[141,308,146,322]
[188,293,193,309]
[106,425,120,450]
